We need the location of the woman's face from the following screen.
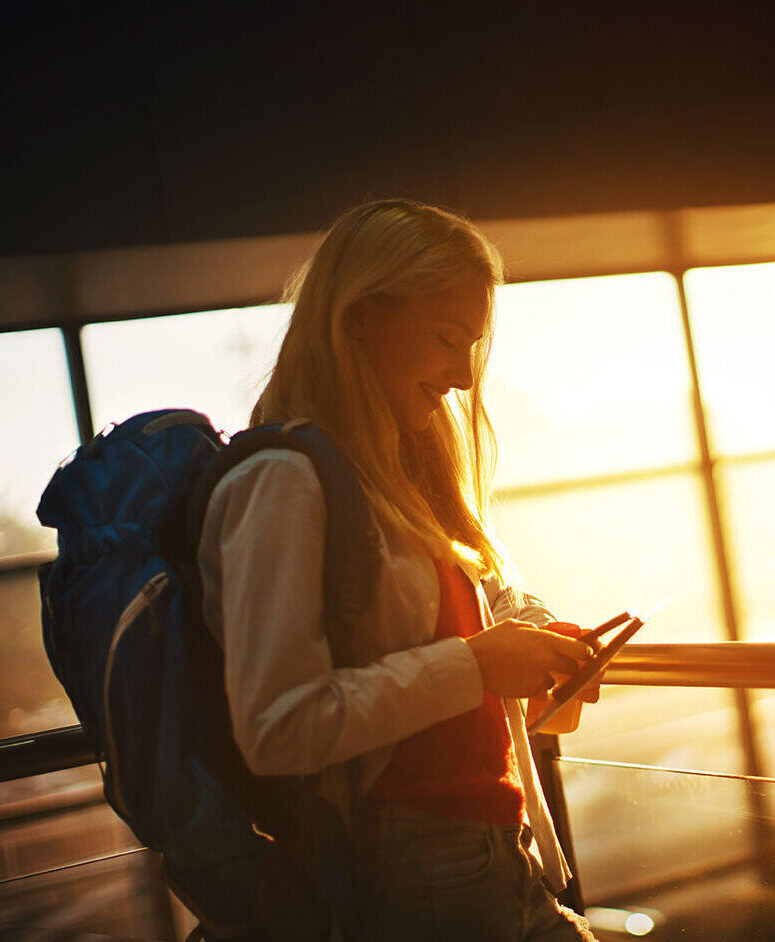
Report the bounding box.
[354,279,490,431]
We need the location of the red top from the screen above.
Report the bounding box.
[368,558,524,825]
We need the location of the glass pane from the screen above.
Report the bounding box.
[488,274,696,489]
[559,759,775,939]
[752,692,775,780]
[716,458,775,643]
[492,473,721,640]
[0,568,77,738]
[82,303,292,435]
[493,472,743,773]
[684,262,775,457]
[0,330,79,558]
[560,685,744,775]
[720,456,775,781]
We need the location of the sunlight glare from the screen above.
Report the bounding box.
[489,273,694,488]
[0,329,78,555]
[585,906,658,936]
[82,303,292,435]
[684,262,775,457]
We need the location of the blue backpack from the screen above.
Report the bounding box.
[36,408,380,941]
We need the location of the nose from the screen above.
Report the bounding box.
[449,349,474,391]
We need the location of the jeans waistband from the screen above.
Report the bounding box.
[353,799,534,847]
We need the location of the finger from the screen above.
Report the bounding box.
[551,635,594,662]
[536,673,556,696]
[581,670,606,701]
[545,621,581,639]
[579,685,601,703]
[550,652,586,676]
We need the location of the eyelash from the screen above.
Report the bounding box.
[437,334,456,350]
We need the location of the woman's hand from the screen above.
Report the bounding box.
[542,621,603,703]
[465,620,594,699]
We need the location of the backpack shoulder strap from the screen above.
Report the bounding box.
[184,421,380,666]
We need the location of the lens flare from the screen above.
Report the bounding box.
[625,911,655,935]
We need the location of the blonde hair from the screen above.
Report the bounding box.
[251,199,508,580]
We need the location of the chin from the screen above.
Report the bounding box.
[414,410,434,432]
[396,399,436,432]
[397,412,430,433]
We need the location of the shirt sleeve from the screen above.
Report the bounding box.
[205,451,484,776]
[481,572,556,627]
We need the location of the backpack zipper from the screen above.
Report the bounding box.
[103,571,169,817]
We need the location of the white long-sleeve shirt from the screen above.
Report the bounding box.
[197,447,572,891]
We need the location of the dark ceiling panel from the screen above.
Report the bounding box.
[1,2,774,255]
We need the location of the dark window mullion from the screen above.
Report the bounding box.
[61,325,94,444]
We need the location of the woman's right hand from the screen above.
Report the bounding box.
[465,620,594,699]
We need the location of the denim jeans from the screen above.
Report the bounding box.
[350,803,597,942]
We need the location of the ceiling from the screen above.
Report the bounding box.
[2,2,775,256]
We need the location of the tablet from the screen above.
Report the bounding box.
[526,615,644,735]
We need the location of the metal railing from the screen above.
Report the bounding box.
[4,642,775,785]
[0,725,97,784]
[603,642,775,688]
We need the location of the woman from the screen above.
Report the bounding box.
[198,199,598,940]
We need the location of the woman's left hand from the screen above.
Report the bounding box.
[542,622,602,702]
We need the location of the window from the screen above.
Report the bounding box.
[0,330,80,739]
[684,262,775,458]
[685,262,775,778]
[488,274,697,489]
[82,304,292,435]
[488,274,739,773]
[0,329,79,558]
[683,262,775,647]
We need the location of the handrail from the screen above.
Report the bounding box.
[602,642,775,687]
[3,643,775,784]
[0,726,97,783]
[0,550,55,576]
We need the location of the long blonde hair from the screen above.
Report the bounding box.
[251,199,508,580]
